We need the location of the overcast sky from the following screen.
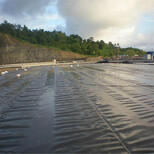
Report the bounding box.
[0,0,154,51]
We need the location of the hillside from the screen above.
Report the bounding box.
[0,21,146,59]
[0,33,88,64]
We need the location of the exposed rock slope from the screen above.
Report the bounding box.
[0,33,87,64]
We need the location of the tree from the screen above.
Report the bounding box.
[0,21,146,57]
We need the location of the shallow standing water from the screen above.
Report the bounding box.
[0,64,154,153]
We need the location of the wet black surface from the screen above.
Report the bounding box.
[0,64,154,153]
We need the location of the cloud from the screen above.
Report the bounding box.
[0,0,153,50]
[0,0,62,31]
[57,0,154,50]
[0,14,63,31]
[0,0,55,17]
[130,32,154,51]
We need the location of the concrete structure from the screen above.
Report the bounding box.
[146,51,154,60]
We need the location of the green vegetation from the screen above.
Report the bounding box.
[120,47,145,57]
[0,20,145,57]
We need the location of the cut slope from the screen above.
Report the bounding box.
[0,33,88,64]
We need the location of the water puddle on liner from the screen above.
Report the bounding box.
[17,79,55,153]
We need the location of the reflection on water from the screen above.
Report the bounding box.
[0,64,153,153]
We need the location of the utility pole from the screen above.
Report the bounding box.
[114,43,117,59]
[117,43,120,59]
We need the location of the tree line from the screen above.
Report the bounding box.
[0,20,145,57]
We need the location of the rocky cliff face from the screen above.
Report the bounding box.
[0,33,87,64]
